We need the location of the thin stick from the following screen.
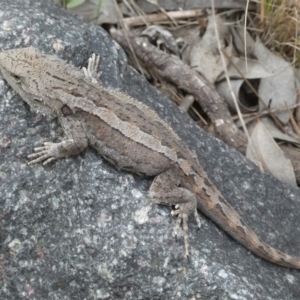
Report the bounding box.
[232,103,300,120]
[123,9,204,27]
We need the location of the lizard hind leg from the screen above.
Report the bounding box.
[149,169,201,258]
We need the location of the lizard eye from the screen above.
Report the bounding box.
[11,74,21,83]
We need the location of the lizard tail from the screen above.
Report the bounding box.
[196,192,300,269]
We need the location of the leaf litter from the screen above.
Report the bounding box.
[60,0,300,187]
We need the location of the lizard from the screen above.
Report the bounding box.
[0,47,300,269]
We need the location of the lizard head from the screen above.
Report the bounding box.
[0,47,63,118]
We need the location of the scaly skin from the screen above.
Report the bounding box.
[0,47,299,269]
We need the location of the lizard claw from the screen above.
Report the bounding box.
[83,53,101,84]
[28,142,59,165]
[171,203,201,258]
[150,177,201,258]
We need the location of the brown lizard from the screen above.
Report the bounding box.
[0,47,299,269]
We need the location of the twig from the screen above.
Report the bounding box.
[123,9,204,27]
[232,103,300,120]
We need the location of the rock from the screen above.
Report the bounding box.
[0,0,300,299]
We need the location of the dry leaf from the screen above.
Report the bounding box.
[217,57,272,81]
[246,121,296,186]
[189,15,231,83]
[216,79,258,113]
[69,0,119,24]
[261,118,300,144]
[230,24,256,58]
[216,57,272,113]
[255,39,297,124]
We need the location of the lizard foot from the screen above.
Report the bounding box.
[82,53,101,84]
[149,169,201,258]
[150,179,201,258]
[27,133,88,165]
[171,201,201,258]
[28,142,63,165]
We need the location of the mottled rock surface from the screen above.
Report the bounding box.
[1,1,300,299]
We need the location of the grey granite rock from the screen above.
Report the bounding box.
[0,1,300,299]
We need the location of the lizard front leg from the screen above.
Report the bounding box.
[28,116,88,165]
[149,168,201,258]
[82,53,101,84]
